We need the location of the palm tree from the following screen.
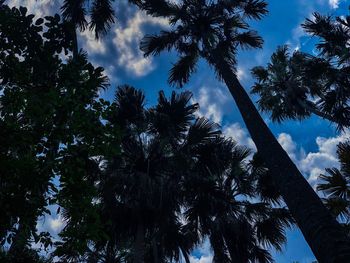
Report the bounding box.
[251,46,343,127]
[137,0,350,261]
[61,0,115,57]
[251,49,349,130]
[55,85,292,262]
[252,10,350,130]
[317,141,350,235]
[60,0,146,57]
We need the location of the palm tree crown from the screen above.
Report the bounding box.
[61,0,115,38]
[252,10,350,130]
[139,0,267,87]
[55,86,292,263]
[137,1,350,261]
[317,141,350,234]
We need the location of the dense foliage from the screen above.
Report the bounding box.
[139,0,268,87]
[136,1,350,261]
[317,141,350,235]
[61,0,116,38]
[252,11,350,130]
[0,3,108,259]
[54,85,293,262]
[251,4,350,244]
[2,1,350,262]
[0,3,294,262]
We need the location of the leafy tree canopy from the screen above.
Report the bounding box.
[0,3,109,258]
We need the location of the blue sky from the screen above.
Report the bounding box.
[7,0,350,262]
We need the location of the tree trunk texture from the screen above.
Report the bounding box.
[152,238,159,263]
[211,55,350,263]
[72,26,78,59]
[133,219,145,263]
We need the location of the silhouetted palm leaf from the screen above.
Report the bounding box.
[140,0,267,87]
[61,0,116,38]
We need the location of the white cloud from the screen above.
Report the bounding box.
[329,0,340,9]
[299,133,349,185]
[6,0,58,18]
[277,131,350,187]
[189,239,213,263]
[113,11,169,77]
[193,86,256,151]
[286,23,308,52]
[190,255,214,263]
[47,216,65,233]
[236,67,246,81]
[36,205,66,236]
[194,86,230,124]
[278,133,299,163]
[80,29,107,54]
[224,123,256,150]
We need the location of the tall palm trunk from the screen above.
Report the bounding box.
[133,218,145,263]
[152,238,159,263]
[72,27,78,59]
[66,21,78,59]
[72,30,78,59]
[210,54,350,262]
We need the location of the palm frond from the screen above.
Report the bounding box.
[234,30,264,49]
[168,53,199,87]
[256,171,282,205]
[114,85,145,125]
[141,31,180,57]
[250,245,274,263]
[148,90,199,141]
[251,66,269,82]
[89,0,115,39]
[242,0,268,20]
[61,0,87,30]
[318,168,348,199]
[323,197,350,220]
[302,13,333,37]
[255,217,286,251]
[337,141,350,176]
[185,117,221,147]
[134,0,181,18]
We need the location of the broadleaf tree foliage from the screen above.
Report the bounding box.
[0,3,109,261]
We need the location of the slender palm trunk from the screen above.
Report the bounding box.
[71,25,78,59]
[152,238,159,263]
[133,219,145,263]
[210,54,350,262]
